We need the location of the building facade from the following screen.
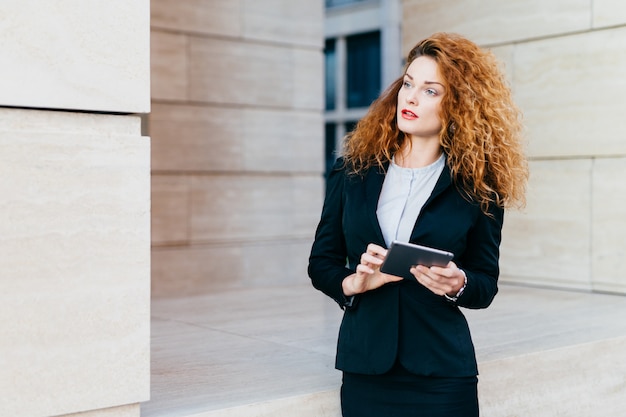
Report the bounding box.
[150,0,325,297]
[324,0,402,175]
[3,0,626,416]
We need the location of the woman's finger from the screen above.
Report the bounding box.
[356,263,375,275]
[366,243,388,259]
[361,252,384,266]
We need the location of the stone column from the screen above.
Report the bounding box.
[0,1,150,417]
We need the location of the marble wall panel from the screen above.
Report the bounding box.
[513,28,626,158]
[241,109,324,173]
[152,175,191,245]
[151,0,242,38]
[149,103,323,173]
[188,37,289,106]
[240,239,314,287]
[0,1,149,113]
[152,244,244,295]
[151,31,189,102]
[241,0,323,47]
[188,37,321,109]
[488,45,515,88]
[189,174,322,243]
[0,109,149,417]
[292,48,325,110]
[293,175,326,236]
[591,157,626,294]
[149,0,325,299]
[593,0,626,28]
[149,103,244,172]
[402,0,590,50]
[151,240,313,297]
[499,159,592,290]
[151,0,321,47]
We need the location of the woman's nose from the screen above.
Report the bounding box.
[406,92,417,105]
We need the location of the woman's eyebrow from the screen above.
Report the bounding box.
[404,73,444,87]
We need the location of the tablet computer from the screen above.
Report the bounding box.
[379,241,454,279]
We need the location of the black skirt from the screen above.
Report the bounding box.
[341,362,479,417]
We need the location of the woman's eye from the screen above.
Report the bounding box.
[425,88,437,96]
[403,81,412,88]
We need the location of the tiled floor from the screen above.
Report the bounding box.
[142,284,626,417]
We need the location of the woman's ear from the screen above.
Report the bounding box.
[447,121,456,136]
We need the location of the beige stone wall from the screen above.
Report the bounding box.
[150,0,325,296]
[0,2,150,417]
[402,0,626,293]
[0,1,149,113]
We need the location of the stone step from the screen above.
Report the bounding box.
[479,336,626,416]
[143,284,626,417]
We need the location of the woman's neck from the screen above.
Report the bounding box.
[395,141,443,169]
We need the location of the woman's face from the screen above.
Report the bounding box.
[396,56,445,142]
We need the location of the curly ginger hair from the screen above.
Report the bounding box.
[342,32,528,212]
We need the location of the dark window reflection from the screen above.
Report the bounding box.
[346,31,381,109]
[325,39,336,111]
[325,123,337,177]
[325,0,368,8]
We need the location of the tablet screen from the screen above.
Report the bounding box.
[379,241,454,279]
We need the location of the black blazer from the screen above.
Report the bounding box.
[308,157,503,377]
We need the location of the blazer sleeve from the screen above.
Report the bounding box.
[307,159,355,309]
[456,203,504,309]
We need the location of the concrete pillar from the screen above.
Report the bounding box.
[0,1,150,416]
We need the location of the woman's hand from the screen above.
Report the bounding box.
[410,261,466,297]
[342,243,403,296]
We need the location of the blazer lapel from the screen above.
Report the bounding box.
[426,162,453,204]
[409,162,453,241]
[364,162,388,247]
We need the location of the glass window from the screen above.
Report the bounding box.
[344,120,358,136]
[325,123,338,177]
[326,0,367,8]
[324,39,336,111]
[346,31,381,109]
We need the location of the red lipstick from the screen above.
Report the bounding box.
[401,109,418,120]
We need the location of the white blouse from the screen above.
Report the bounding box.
[376,154,445,247]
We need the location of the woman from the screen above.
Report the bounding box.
[308,32,528,416]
